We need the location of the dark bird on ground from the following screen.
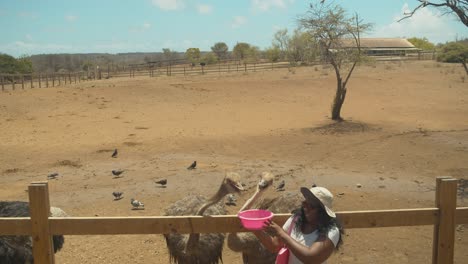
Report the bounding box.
[112,191,123,200]
[47,173,59,180]
[187,161,197,170]
[276,180,285,191]
[131,198,144,209]
[111,149,118,158]
[112,170,125,177]
[155,179,167,187]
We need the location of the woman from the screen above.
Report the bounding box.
[253,186,344,264]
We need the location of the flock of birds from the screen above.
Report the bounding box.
[108,149,197,210]
[44,148,198,210]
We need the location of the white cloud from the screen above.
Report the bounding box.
[129,23,152,33]
[231,16,247,29]
[152,0,185,11]
[197,4,213,14]
[371,3,462,44]
[143,22,151,29]
[65,15,78,22]
[251,0,294,11]
[25,34,33,41]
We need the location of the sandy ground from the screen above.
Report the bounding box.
[0,60,467,263]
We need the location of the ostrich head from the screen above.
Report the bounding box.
[238,171,274,212]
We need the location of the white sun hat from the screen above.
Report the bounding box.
[300,186,336,218]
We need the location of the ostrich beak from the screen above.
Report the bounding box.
[233,181,245,191]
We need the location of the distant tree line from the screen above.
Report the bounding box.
[0,54,33,74]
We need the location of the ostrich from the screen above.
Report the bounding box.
[163,172,245,264]
[0,201,68,264]
[227,175,303,264]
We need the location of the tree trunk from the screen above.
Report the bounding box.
[331,77,347,121]
[461,60,468,75]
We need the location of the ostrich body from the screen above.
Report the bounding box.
[163,172,244,264]
[0,201,67,264]
[227,173,301,264]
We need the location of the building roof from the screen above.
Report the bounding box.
[338,38,416,49]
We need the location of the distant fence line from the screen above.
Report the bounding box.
[0,52,436,92]
[0,72,95,92]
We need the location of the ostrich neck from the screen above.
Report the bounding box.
[239,188,263,212]
[195,183,230,215]
[185,183,231,254]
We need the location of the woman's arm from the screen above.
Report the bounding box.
[252,230,282,253]
[278,233,335,264]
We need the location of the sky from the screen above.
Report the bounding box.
[0,0,467,57]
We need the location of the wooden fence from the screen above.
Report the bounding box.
[0,176,467,263]
[1,52,437,92]
[0,72,94,92]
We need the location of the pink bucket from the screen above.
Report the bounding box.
[238,209,274,230]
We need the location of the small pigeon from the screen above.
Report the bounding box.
[111,149,118,158]
[112,170,125,177]
[112,191,123,200]
[47,173,59,179]
[155,179,167,187]
[276,180,285,191]
[187,161,197,170]
[225,194,237,206]
[131,198,144,209]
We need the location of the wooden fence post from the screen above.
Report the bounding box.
[435,178,457,264]
[39,74,42,88]
[46,75,49,88]
[1,75,4,91]
[28,182,55,264]
[432,176,452,264]
[21,75,25,89]
[12,76,15,90]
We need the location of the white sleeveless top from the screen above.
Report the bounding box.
[282,216,340,264]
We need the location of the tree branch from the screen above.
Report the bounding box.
[398,1,468,27]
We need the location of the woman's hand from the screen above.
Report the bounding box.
[262,219,284,238]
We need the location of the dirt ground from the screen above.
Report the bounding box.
[1,60,467,263]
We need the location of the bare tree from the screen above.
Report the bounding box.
[398,0,468,27]
[299,3,372,121]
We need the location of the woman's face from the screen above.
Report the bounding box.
[301,200,321,223]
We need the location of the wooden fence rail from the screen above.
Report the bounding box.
[0,178,466,263]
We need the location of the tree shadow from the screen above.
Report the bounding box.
[302,120,380,135]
